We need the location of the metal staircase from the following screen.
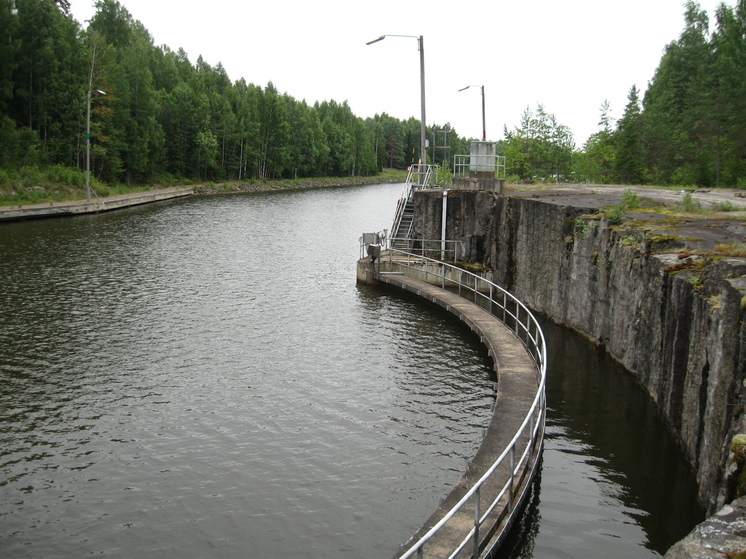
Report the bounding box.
[390,164,436,251]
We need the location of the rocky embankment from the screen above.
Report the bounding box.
[412,185,746,556]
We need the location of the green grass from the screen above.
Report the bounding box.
[0,166,407,206]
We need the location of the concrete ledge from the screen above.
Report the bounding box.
[373,271,542,558]
[0,187,194,222]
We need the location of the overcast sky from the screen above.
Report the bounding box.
[70,0,727,146]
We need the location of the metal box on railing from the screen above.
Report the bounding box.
[362,232,379,245]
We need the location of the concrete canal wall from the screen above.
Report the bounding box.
[0,187,194,221]
[412,186,746,520]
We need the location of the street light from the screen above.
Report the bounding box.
[458,84,486,141]
[367,34,427,166]
[86,88,106,203]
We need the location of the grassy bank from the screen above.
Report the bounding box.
[0,166,407,206]
[193,169,407,195]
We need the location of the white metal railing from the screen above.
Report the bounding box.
[385,249,546,559]
[360,233,462,262]
[406,163,437,189]
[390,164,439,241]
[386,238,462,261]
[453,154,507,179]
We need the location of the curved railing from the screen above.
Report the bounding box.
[383,248,547,559]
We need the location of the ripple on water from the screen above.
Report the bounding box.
[0,185,494,558]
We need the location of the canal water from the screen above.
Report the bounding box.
[0,182,702,558]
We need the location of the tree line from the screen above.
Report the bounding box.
[0,0,467,188]
[571,0,744,187]
[1,0,743,189]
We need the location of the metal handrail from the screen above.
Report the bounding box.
[391,164,439,238]
[386,249,547,559]
[387,238,462,261]
[453,154,507,179]
[406,163,437,189]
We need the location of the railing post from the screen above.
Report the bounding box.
[473,487,480,559]
[509,447,516,512]
[377,254,547,559]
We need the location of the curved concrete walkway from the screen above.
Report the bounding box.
[375,271,542,559]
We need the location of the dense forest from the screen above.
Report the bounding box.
[575,0,746,188]
[0,0,469,191]
[0,0,744,192]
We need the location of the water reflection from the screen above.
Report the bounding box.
[497,318,703,558]
[0,186,496,558]
[0,185,704,558]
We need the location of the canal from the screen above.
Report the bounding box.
[0,182,702,558]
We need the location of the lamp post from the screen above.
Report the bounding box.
[458,84,486,141]
[86,88,105,203]
[367,34,427,166]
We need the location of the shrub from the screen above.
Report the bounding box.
[621,188,641,210]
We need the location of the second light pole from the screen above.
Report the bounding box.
[459,84,486,141]
[86,88,106,203]
[367,34,427,165]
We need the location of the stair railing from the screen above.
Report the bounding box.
[390,164,438,243]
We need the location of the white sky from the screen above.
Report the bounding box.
[70,0,727,146]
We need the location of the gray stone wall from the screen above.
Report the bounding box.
[412,189,746,514]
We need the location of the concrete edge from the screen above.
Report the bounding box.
[364,266,543,559]
[0,188,194,222]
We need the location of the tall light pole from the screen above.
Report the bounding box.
[367,34,427,166]
[458,84,486,141]
[86,88,105,203]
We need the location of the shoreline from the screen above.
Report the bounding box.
[0,175,405,223]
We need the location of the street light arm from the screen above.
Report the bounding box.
[458,84,487,140]
[367,33,427,164]
[366,34,420,46]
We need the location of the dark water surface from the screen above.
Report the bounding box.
[0,183,703,558]
[498,319,704,558]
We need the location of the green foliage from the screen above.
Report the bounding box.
[435,162,453,187]
[681,191,703,212]
[503,104,575,182]
[602,205,626,224]
[0,164,93,203]
[575,218,598,239]
[639,1,746,187]
[621,188,641,209]
[619,232,645,246]
[572,1,746,188]
[8,0,744,192]
[599,189,642,226]
[714,200,738,211]
[615,86,645,184]
[0,0,454,190]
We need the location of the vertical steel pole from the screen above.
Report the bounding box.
[418,36,427,165]
[85,89,92,204]
[473,487,481,559]
[481,85,486,141]
[441,189,447,260]
[509,447,515,512]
